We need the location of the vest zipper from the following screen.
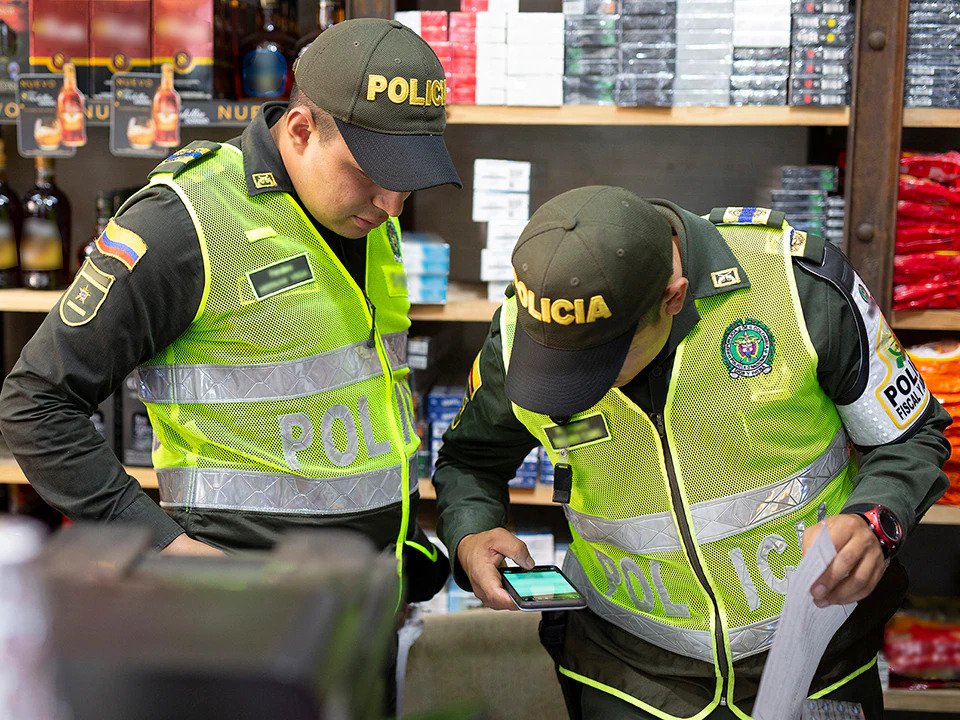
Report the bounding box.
[650,410,730,707]
[365,295,377,348]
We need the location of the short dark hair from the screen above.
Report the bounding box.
[287,83,340,143]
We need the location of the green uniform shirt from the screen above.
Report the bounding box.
[434,201,952,716]
[0,103,438,564]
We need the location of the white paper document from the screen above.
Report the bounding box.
[752,529,858,720]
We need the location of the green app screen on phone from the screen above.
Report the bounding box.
[507,570,580,600]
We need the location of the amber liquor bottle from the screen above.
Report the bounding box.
[152,63,181,149]
[57,62,86,147]
[21,158,71,291]
[0,139,23,289]
[295,0,344,58]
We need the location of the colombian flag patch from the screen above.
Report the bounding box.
[95,220,148,271]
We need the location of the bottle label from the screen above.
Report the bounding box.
[241,48,288,98]
[20,218,62,271]
[0,221,15,270]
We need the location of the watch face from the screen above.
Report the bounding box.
[878,507,902,541]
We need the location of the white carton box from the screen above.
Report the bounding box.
[487,281,511,302]
[393,11,421,35]
[506,12,564,45]
[488,0,519,12]
[472,190,530,222]
[506,74,563,106]
[487,220,526,251]
[473,158,531,192]
[507,43,564,76]
[475,85,507,105]
[480,248,514,281]
[476,56,507,83]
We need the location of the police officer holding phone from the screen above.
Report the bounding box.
[433,186,950,719]
[0,19,458,609]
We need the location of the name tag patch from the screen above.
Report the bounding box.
[248,254,314,300]
[544,413,611,451]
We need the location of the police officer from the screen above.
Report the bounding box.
[0,18,458,605]
[433,186,951,719]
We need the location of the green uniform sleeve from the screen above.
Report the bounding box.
[795,264,951,535]
[433,307,540,588]
[0,186,204,548]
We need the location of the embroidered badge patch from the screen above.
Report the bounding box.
[386,221,402,261]
[251,172,277,189]
[95,219,148,271]
[722,319,775,379]
[711,267,741,289]
[59,259,115,327]
[788,228,807,256]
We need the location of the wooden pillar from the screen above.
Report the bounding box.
[843,0,908,315]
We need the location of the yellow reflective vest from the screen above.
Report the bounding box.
[501,218,857,715]
[140,143,418,546]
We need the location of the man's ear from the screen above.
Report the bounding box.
[283,106,314,151]
[663,276,688,317]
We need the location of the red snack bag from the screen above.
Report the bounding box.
[900,151,960,183]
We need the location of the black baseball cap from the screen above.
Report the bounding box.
[293,18,462,192]
[506,187,674,417]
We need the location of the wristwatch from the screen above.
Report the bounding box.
[846,504,903,559]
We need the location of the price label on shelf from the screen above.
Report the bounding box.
[110,71,181,158]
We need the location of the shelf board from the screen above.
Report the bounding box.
[4,459,958,518]
[409,282,498,322]
[903,108,960,129]
[892,310,960,331]
[922,503,960,526]
[445,105,850,126]
[0,285,500,322]
[883,687,960,712]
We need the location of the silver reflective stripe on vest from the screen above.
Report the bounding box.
[138,331,409,404]
[564,429,849,554]
[728,615,780,660]
[157,454,417,515]
[563,553,716,663]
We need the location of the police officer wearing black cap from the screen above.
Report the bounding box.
[433,186,951,719]
[0,19,459,610]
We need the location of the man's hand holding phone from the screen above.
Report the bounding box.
[457,528,535,610]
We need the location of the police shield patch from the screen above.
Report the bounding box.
[59,259,115,327]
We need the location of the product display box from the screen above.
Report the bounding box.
[0,0,28,94]
[152,0,214,99]
[29,0,91,95]
[90,0,152,98]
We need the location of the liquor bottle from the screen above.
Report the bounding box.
[237,0,296,100]
[21,158,71,291]
[152,63,181,149]
[57,61,86,147]
[77,190,111,271]
[0,139,23,289]
[295,0,344,58]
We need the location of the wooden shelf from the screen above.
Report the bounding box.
[445,105,850,127]
[0,460,158,489]
[922,503,960,526]
[409,282,498,323]
[0,288,62,313]
[892,310,960,331]
[883,687,960,712]
[903,108,960,129]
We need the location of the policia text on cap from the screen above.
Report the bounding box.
[0,19,461,600]
[433,186,951,720]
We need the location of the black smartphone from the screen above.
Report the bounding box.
[498,565,587,611]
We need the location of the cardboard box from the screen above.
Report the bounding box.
[0,0,29,94]
[472,189,529,222]
[506,74,563,106]
[91,0,152,97]
[29,0,91,94]
[474,158,531,192]
[152,0,214,99]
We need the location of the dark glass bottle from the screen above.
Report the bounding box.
[237,0,296,101]
[0,139,23,289]
[21,158,71,291]
[77,190,111,272]
[295,0,345,58]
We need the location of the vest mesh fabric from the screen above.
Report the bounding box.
[144,144,418,486]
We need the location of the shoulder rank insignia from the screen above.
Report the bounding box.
[149,140,221,178]
[60,259,115,327]
[386,221,402,261]
[788,227,826,264]
[95,219,148,271]
[709,206,786,229]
